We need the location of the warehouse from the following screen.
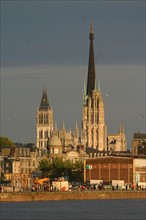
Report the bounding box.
[84,156,146,187]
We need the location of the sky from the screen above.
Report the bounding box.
[1,0,145,148]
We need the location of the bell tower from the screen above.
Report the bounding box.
[36,88,53,149]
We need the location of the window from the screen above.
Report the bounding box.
[44,130,48,138]
[39,114,43,124]
[44,114,48,124]
[39,130,43,138]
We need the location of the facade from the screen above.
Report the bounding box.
[85,156,133,184]
[0,143,45,188]
[108,124,127,152]
[133,158,146,186]
[85,156,146,187]
[132,133,146,155]
[81,24,107,151]
[36,88,54,149]
[48,133,88,163]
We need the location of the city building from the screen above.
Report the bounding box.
[107,124,127,152]
[84,156,146,187]
[36,24,127,158]
[0,143,45,188]
[132,132,146,155]
[48,132,88,163]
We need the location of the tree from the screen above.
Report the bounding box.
[51,157,65,178]
[0,136,15,147]
[39,157,84,182]
[72,160,84,182]
[39,158,52,177]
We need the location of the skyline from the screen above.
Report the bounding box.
[1,1,145,147]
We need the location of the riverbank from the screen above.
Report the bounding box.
[0,191,146,202]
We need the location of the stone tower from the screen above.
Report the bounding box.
[36,88,53,149]
[81,24,107,151]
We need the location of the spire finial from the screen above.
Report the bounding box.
[62,120,65,130]
[90,23,94,34]
[98,79,101,92]
[120,123,124,134]
[75,120,78,130]
[54,121,58,130]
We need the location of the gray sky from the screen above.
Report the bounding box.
[1,0,145,148]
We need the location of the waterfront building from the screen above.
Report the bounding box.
[15,143,45,176]
[132,132,146,155]
[85,156,146,187]
[0,143,45,188]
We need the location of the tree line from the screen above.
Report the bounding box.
[39,157,84,182]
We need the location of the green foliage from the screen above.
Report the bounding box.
[0,136,15,147]
[39,157,84,182]
[51,157,65,178]
[39,158,52,177]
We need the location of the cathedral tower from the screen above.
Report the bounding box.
[36,88,53,149]
[81,24,107,151]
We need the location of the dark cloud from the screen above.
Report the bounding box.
[1,2,145,147]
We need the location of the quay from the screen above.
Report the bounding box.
[0,191,146,202]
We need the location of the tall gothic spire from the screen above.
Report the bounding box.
[39,88,50,110]
[86,23,96,97]
[62,120,65,130]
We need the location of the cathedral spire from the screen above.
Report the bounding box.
[39,87,50,110]
[62,120,65,130]
[119,123,124,134]
[75,120,78,130]
[86,23,96,97]
[83,80,88,105]
[98,79,101,93]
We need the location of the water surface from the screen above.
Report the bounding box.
[0,199,146,220]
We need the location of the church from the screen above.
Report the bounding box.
[36,24,127,160]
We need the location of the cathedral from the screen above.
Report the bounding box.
[81,24,107,152]
[36,24,127,159]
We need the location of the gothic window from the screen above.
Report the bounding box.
[44,114,48,124]
[39,130,43,138]
[44,141,48,147]
[44,130,48,138]
[39,114,43,124]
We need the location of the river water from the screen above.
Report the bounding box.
[0,199,146,220]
